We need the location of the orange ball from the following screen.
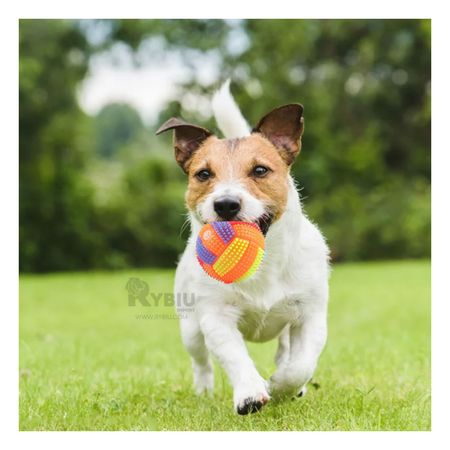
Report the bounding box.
[196,221,265,284]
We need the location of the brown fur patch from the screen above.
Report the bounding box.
[185,134,291,221]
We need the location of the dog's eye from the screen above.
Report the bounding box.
[195,169,212,181]
[252,166,270,178]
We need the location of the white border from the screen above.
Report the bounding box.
[7,0,437,19]
[3,1,448,448]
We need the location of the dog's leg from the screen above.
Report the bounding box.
[199,310,270,414]
[274,326,290,368]
[179,316,214,395]
[269,308,327,398]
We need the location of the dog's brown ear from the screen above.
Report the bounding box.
[253,104,304,165]
[156,118,213,171]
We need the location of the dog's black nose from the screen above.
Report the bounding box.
[214,196,241,220]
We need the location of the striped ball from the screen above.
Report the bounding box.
[196,221,265,284]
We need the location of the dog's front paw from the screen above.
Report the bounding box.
[269,378,297,400]
[233,379,270,415]
[236,395,270,415]
[269,368,308,400]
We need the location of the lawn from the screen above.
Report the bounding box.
[19,260,431,431]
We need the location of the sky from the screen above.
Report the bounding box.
[77,48,225,126]
[78,46,188,125]
[77,21,250,125]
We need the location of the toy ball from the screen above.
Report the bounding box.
[196,221,265,284]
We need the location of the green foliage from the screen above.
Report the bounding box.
[19,261,431,430]
[307,177,431,260]
[90,150,188,269]
[19,19,431,271]
[94,103,144,158]
[19,20,100,272]
[107,19,431,262]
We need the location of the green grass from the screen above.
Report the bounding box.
[19,260,431,431]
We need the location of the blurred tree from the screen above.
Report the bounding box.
[19,19,431,272]
[105,19,430,261]
[94,103,144,158]
[95,153,188,268]
[19,20,103,271]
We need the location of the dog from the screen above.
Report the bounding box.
[156,81,330,415]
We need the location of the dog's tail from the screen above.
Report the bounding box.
[212,79,251,139]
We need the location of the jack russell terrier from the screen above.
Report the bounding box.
[157,81,330,415]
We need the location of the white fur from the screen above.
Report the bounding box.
[175,83,330,413]
[211,79,251,138]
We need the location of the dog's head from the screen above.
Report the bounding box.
[156,105,304,235]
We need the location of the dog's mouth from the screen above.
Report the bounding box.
[205,213,274,236]
[254,213,273,236]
